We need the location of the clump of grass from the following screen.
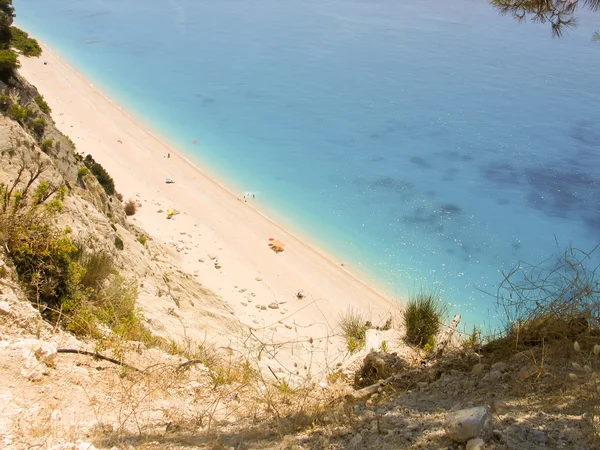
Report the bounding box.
[124,199,136,216]
[403,290,447,348]
[138,235,147,246]
[339,308,369,353]
[34,95,51,114]
[491,246,600,354]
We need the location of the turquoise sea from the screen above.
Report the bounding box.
[14,0,600,327]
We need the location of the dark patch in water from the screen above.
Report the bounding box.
[409,156,433,169]
[425,191,436,198]
[442,168,458,182]
[439,204,463,216]
[370,177,414,192]
[497,198,510,206]
[434,150,474,162]
[570,121,600,147]
[481,162,520,186]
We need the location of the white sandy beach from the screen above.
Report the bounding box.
[19,44,401,368]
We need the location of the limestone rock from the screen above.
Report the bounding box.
[444,406,493,443]
[0,301,10,315]
[466,437,486,450]
[15,339,57,367]
[268,302,279,309]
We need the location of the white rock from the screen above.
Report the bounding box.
[15,339,57,367]
[444,406,493,443]
[77,443,97,450]
[0,301,10,315]
[466,437,486,450]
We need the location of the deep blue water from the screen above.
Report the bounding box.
[14,0,600,327]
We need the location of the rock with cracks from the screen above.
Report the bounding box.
[443,406,493,443]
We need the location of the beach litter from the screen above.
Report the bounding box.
[165,177,175,184]
[268,239,285,253]
[166,209,180,219]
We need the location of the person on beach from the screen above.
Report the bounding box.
[168,153,170,158]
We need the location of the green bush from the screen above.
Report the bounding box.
[138,235,147,246]
[114,235,124,250]
[32,117,45,133]
[339,308,369,353]
[0,94,10,112]
[403,290,447,348]
[83,154,115,195]
[0,49,18,72]
[41,139,53,152]
[9,103,28,123]
[10,26,42,57]
[34,95,51,114]
[77,167,89,177]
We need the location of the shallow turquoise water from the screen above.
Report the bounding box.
[14,0,600,327]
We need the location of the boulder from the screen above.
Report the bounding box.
[444,406,493,443]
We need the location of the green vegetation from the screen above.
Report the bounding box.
[403,290,447,348]
[339,308,369,353]
[83,154,115,195]
[77,166,89,177]
[114,235,124,250]
[0,48,17,71]
[491,246,599,353]
[32,117,45,133]
[0,2,17,75]
[0,152,153,347]
[138,235,147,246]
[34,94,51,114]
[491,0,600,39]
[124,199,136,216]
[8,103,27,123]
[41,139,53,152]
[10,26,41,56]
[0,94,9,112]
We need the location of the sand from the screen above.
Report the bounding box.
[19,44,401,371]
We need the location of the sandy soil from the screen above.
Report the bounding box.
[18,45,401,368]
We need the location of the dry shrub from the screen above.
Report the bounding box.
[492,246,600,352]
[124,200,136,216]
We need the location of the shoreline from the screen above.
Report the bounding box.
[18,38,403,346]
[24,33,399,304]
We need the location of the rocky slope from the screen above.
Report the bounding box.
[0,72,598,450]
